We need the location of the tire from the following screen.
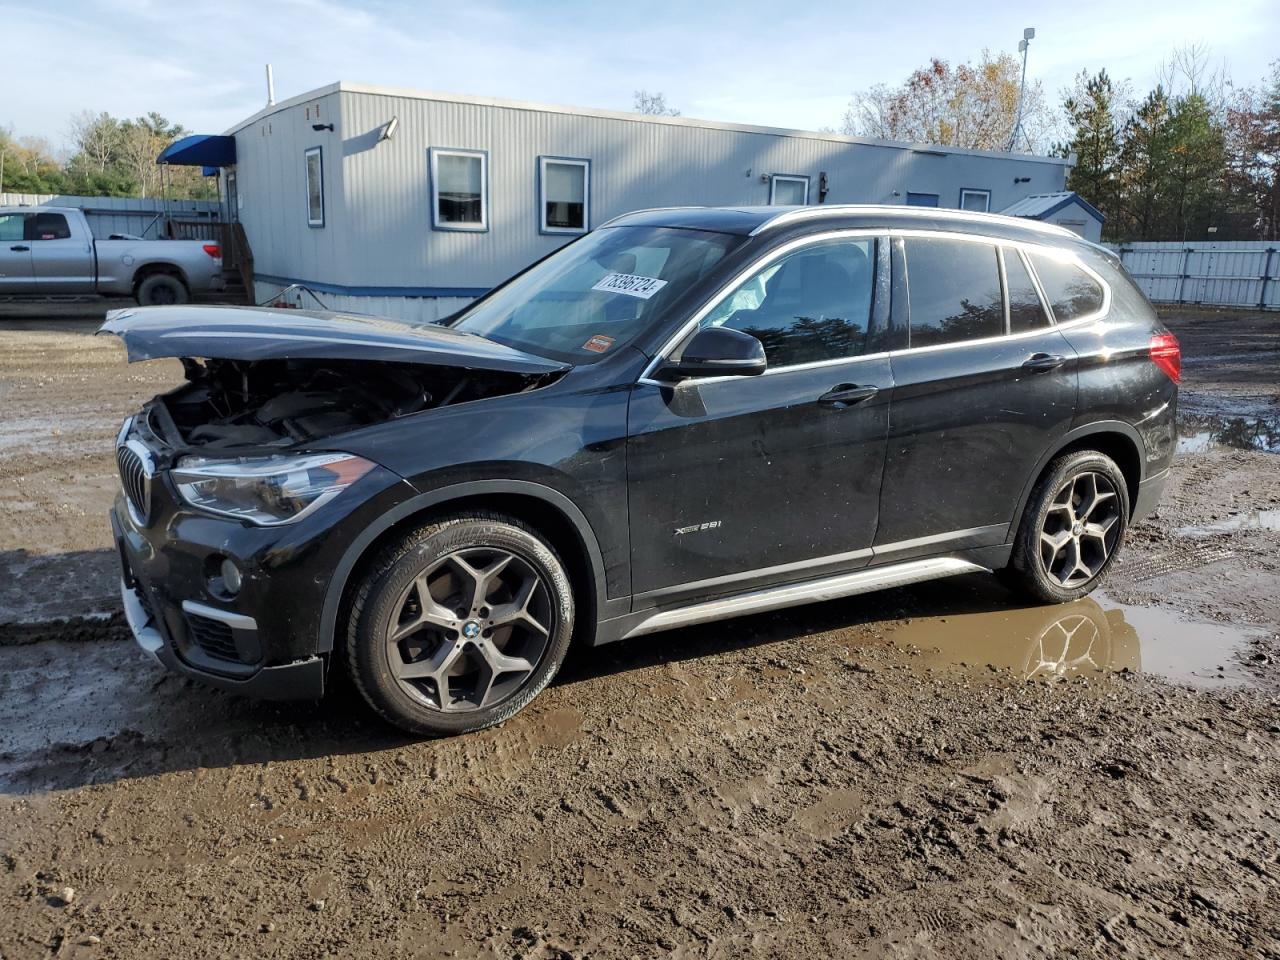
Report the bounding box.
[135,273,189,306]
[1001,450,1130,604]
[345,513,574,737]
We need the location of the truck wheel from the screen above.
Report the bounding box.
[346,513,575,737]
[1001,450,1130,604]
[136,273,189,306]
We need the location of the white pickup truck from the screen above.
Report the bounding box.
[0,206,224,305]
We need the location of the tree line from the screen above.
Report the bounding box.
[0,111,208,199]
[841,46,1280,242]
[6,51,1277,240]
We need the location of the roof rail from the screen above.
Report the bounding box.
[748,204,1078,239]
[597,206,708,229]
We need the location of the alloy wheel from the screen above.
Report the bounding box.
[1038,471,1122,588]
[385,547,553,711]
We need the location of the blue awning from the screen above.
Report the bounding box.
[156,134,236,167]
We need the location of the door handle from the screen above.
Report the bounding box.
[9,245,30,252]
[1022,353,1067,372]
[818,383,879,407]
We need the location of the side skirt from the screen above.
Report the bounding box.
[594,556,988,645]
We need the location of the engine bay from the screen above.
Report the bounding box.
[151,357,553,450]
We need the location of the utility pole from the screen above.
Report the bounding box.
[1009,26,1036,152]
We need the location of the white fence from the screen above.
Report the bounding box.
[0,193,221,239]
[1112,241,1280,311]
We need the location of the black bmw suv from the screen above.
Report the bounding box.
[106,205,1179,736]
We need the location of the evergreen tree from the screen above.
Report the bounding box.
[1062,70,1122,235]
[1118,87,1173,239]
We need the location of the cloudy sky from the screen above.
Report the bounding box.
[4,0,1277,150]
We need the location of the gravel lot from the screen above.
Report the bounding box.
[0,307,1277,959]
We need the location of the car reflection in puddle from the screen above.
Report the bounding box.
[1177,414,1280,455]
[882,577,1262,689]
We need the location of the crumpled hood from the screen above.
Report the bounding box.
[99,305,570,376]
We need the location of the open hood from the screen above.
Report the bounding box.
[100,305,570,376]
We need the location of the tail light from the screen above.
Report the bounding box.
[1149,332,1181,384]
[202,244,222,260]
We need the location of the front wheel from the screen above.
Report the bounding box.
[1001,450,1130,604]
[346,514,574,737]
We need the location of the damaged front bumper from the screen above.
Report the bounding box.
[113,507,327,700]
[107,411,417,701]
[119,574,325,700]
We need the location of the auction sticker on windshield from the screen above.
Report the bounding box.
[591,273,668,299]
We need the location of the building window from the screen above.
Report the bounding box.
[906,192,940,207]
[305,146,324,227]
[430,148,488,231]
[769,174,809,206]
[538,157,590,234]
[959,188,991,212]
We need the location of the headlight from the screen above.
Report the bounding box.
[171,452,375,526]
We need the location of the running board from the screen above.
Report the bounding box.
[621,557,986,639]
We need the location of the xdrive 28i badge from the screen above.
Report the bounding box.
[674,520,722,536]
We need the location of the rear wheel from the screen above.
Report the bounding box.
[346,514,574,737]
[135,273,188,306]
[1002,450,1129,604]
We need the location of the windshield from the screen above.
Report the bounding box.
[451,225,741,363]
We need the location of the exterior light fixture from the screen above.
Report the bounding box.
[312,123,334,132]
[379,116,399,142]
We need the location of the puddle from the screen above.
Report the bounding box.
[1177,414,1280,454]
[1177,510,1280,538]
[883,578,1263,689]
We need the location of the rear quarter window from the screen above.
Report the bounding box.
[1027,249,1105,322]
[1003,248,1051,333]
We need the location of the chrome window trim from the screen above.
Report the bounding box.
[996,245,1012,333]
[1014,245,1055,326]
[636,227,1111,386]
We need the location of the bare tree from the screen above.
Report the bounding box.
[68,111,122,175]
[634,90,681,116]
[1157,43,1230,111]
[840,51,1053,152]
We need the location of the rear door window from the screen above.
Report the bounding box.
[1003,248,1051,333]
[903,237,1003,347]
[27,212,71,241]
[699,238,877,367]
[1027,250,1105,322]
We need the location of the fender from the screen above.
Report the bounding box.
[317,479,617,653]
[1008,419,1146,539]
[133,261,191,287]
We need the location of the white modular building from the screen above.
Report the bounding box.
[189,81,1073,321]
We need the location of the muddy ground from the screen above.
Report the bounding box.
[0,307,1277,959]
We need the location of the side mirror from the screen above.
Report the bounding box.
[662,326,767,380]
